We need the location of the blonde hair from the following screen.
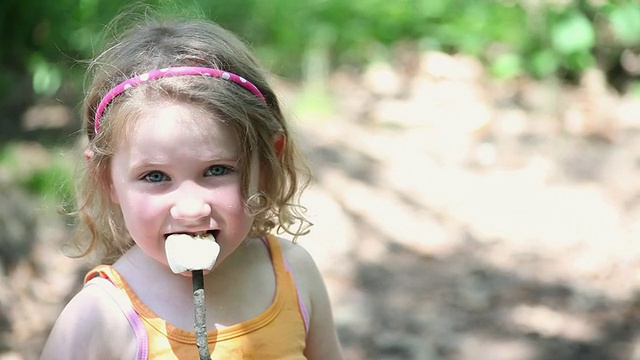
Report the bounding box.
[70,14,311,264]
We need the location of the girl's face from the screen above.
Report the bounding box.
[109,101,257,273]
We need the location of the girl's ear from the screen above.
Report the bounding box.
[84,148,94,163]
[85,147,120,204]
[273,132,286,159]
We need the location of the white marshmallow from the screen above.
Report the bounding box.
[165,233,220,273]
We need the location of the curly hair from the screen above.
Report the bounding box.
[69,14,311,264]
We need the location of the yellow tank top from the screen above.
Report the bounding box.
[85,235,308,359]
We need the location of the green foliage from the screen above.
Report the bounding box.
[608,3,640,46]
[631,81,640,98]
[0,0,638,102]
[491,54,523,80]
[29,54,63,96]
[23,164,74,206]
[0,145,74,206]
[551,11,595,55]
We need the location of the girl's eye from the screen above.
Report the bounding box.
[143,171,168,183]
[205,165,232,177]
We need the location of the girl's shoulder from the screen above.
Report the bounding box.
[40,280,137,359]
[273,236,324,307]
[274,236,345,360]
[276,236,324,283]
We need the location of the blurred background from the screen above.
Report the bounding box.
[1,0,640,359]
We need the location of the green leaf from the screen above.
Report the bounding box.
[530,50,559,78]
[28,54,62,97]
[551,12,595,54]
[416,0,448,18]
[609,4,640,45]
[490,53,522,79]
[563,50,595,72]
[631,81,640,98]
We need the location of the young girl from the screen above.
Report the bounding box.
[41,14,344,360]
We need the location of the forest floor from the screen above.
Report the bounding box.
[2,51,640,360]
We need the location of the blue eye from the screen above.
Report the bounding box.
[144,171,168,182]
[205,165,232,177]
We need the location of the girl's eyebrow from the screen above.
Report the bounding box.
[128,157,170,169]
[129,156,241,169]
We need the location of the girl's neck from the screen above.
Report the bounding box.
[112,237,276,330]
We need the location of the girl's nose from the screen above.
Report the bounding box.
[170,199,212,222]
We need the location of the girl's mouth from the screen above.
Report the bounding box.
[164,232,221,274]
[166,229,220,239]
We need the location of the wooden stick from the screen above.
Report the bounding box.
[192,270,210,359]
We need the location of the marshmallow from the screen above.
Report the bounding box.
[165,233,220,274]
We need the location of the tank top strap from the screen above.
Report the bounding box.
[84,268,149,360]
[262,235,310,334]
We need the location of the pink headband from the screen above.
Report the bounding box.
[93,66,266,134]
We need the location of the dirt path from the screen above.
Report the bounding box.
[291,54,640,359]
[296,118,640,360]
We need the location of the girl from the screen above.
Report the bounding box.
[41,14,344,360]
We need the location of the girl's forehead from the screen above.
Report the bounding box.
[121,101,241,155]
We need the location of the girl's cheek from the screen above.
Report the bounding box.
[125,195,163,217]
